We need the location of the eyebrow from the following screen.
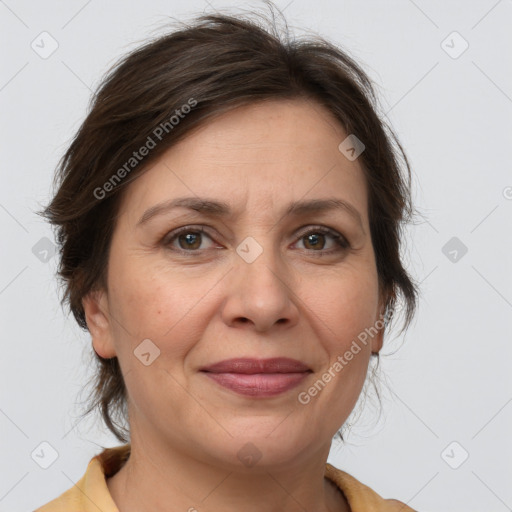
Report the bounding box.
[137,196,364,230]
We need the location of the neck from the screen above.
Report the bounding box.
[106,430,350,512]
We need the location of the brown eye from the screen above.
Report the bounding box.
[177,232,203,250]
[163,227,215,252]
[295,227,349,255]
[302,232,326,250]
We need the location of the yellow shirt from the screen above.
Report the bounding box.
[34,444,415,512]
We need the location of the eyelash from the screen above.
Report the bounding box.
[161,225,350,257]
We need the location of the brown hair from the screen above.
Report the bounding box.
[40,6,419,443]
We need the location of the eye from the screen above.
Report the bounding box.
[294,226,349,255]
[162,224,350,256]
[162,227,216,252]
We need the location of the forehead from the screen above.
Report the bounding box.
[119,99,368,224]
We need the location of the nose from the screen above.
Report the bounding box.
[220,243,300,333]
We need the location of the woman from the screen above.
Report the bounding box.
[35,6,419,512]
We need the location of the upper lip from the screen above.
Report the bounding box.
[200,357,312,374]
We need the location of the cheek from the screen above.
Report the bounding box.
[107,266,211,418]
[108,260,215,364]
[302,264,378,400]
[306,264,380,344]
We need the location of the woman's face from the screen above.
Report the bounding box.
[84,98,385,468]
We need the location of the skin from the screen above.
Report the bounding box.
[83,98,386,512]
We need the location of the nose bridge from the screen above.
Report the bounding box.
[235,234,287,297]
[221,233,298,331]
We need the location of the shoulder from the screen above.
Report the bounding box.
[33,445,128,512]
[325,462,416,511]
[33,473,88,512]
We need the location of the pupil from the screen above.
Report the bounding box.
[306,233,324,249]
[180,233,200,249]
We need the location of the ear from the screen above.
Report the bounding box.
[82,289,117,358]
[371,300,388,355]
[371,324,384,354]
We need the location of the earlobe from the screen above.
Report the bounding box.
[371,327,384,354]
[82,290,117,359]
[371,304,387,354]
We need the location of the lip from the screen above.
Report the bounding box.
[199,357,311,373]
[200,358,312,397]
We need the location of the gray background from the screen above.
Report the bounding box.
[1,1,511,511]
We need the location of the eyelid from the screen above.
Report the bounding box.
[161,225,216,248]
[294,224,347,241]
[293,225,350,251]
[161,223,349,254]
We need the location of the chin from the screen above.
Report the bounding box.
[209,419,317,468]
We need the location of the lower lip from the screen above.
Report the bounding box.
[202,372,310,397]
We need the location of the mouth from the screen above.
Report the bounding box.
[199,357,312,397]
[199,357,311,374]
